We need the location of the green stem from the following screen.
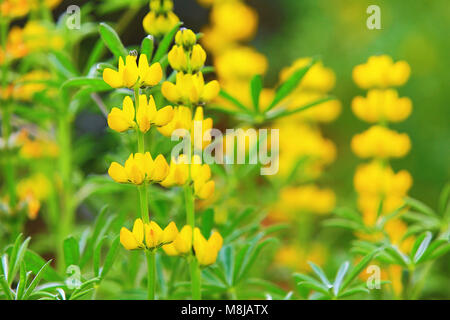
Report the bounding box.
[57,114,74,272]
[189,256,201,300]
[138,184,149,223]
[146,250,156,300]
[184,184,201,299]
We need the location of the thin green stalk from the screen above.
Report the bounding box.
[184,184,201,299]
[57,114,74,272]
[146,250,156,300]
[138,184,149,223]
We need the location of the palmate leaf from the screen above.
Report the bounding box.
[405,197,436,217]
[22,260,52,299]
[340,248,380,291]
[99,22,128,59]
[308,262,332,288]
[333,261,350,296]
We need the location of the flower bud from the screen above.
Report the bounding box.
[175,28,197,48]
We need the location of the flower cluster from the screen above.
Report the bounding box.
[108,152,170,185]
[107,95,173,133]
[161,154,215,200]
[103,54,163,89]
[120,218,178,251]
[143,0,180,38]
[163,226,223,266]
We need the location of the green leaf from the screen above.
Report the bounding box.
[8,236,30,286]
[265,96,333,121]
[0,275,13,300]
[140,35,154,61]
[152,22,183,63]
[429,243,450,260]
[385,246,410,267]
[341,249,379,291]
[64,237,80,269]
[23,260,52,300]
[405,197,436,217]
[201,208,214,238]
[338,287,369,298]
[265,59,314,111]
[333,261,350,296]
[308,262,332,288]
[94,237,107,277]
[219,89,250,113]
[438,183,450,217]
[99,22,128,59]
[15,262,27,300]
[49,51,79,78]
[23,250,62,282]
[61,77,110,91]
[250,75,262,112]
[413,232,432,263]
[323,218,362,231]
[101,235,120,278]
[297,281,330,297]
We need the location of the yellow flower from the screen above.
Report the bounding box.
[352,89,412,123]
[11,70,52,101]
[168,45,188,72]
[191,106,213,150]
[108,152,170,185]
[103,54,162,89]
[284,92,341,123]
[143,11,179,38]
[16,173,51,219]
[162,225,193,256]
[1,0,30,19]
[120,218,178,251]
[161,154,215,200]
[190,44,207,72]
[278,185,336,215]
[351,125,411,159]
[107,95,174,133]
[353,55,411,89]
[354,161,412,196]
[215,46,267,82]
[162,71,220,105]
[175,28,197,48]
[193,228,223,266]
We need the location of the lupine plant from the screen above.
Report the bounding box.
[0,0,448,301]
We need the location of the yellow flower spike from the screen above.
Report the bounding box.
[190,44,206,72]
[107,96,136,132]
[120,219,178,251]
[153,106,174,126]
[168,45,188,72]
[108,162,129,183]
[151,154,170,181]
[138,54,163,86]
[175,28,197,48]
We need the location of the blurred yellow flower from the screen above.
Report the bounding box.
[143,0,179,37]
[279,185,336,215]
[103,54,162,89]
[351,125,411,159]
[108,152,170,185]
[284,92,341,123]
[120,218,178,251]
[275,243,327,272]
[352,89,412,123]
[353,55,410,89]
[16,173,51,219]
